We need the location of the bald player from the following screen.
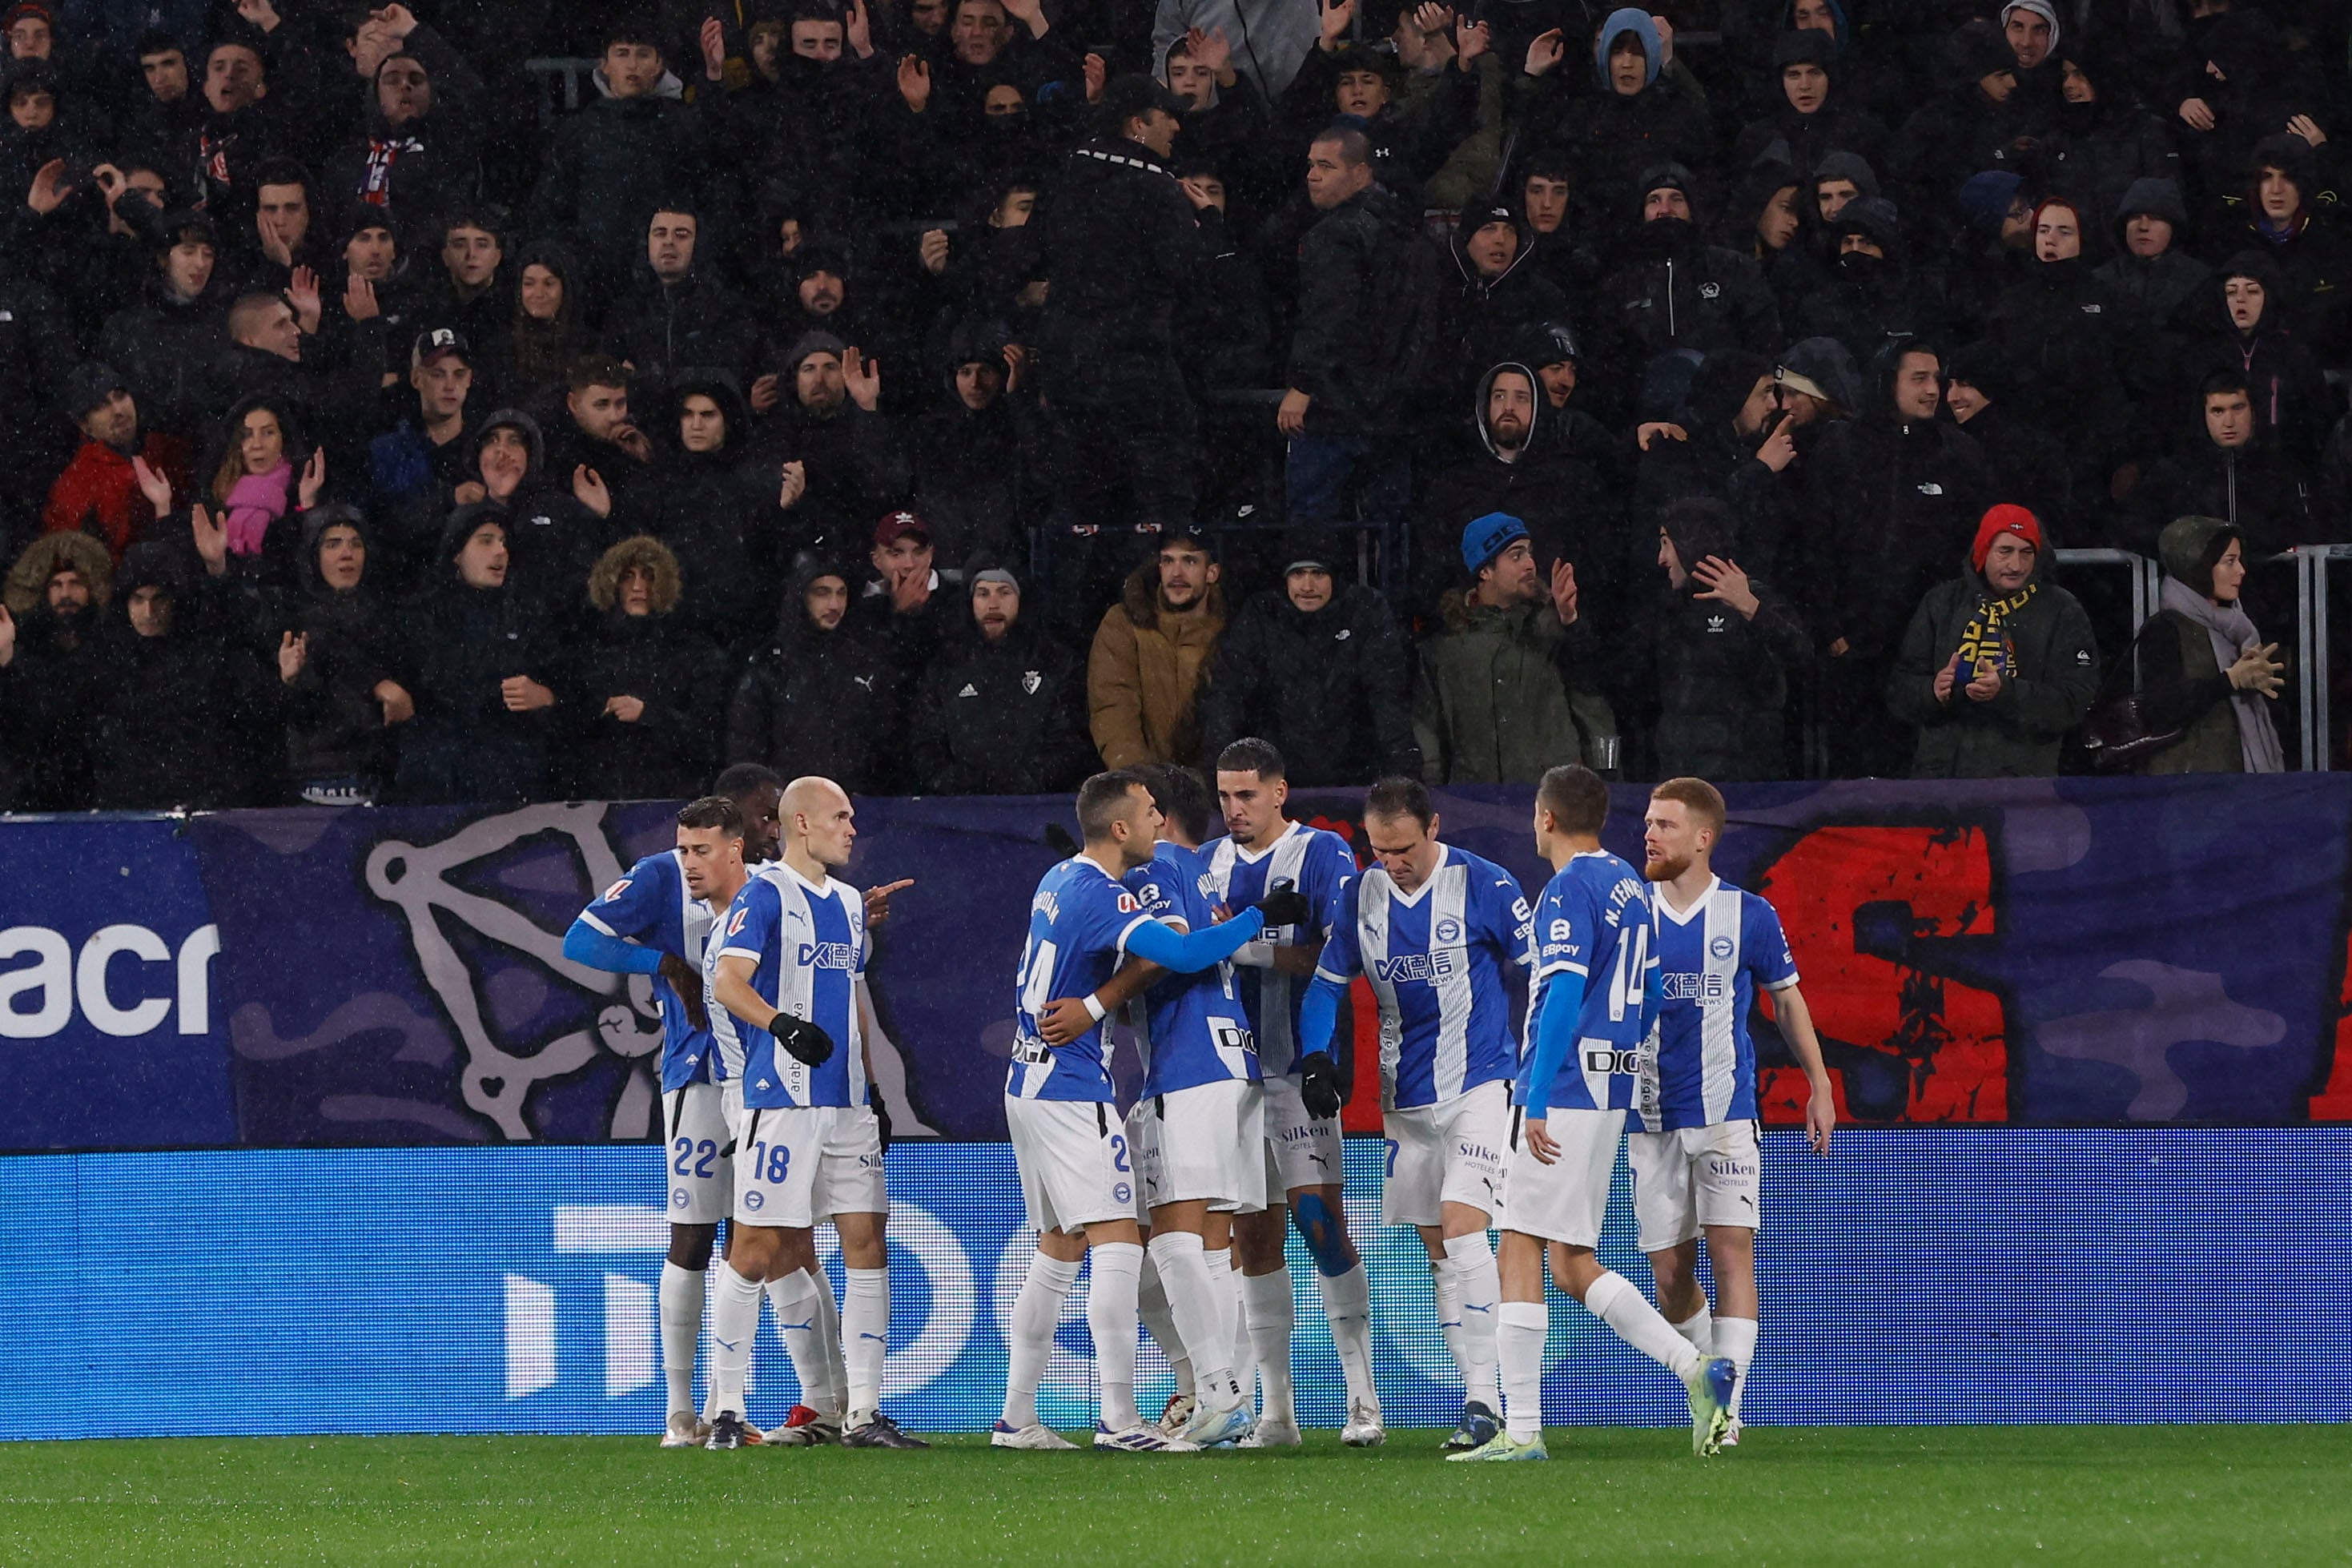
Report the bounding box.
[706,776,925,1449]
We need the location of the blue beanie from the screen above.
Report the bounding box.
[1461,512,1529,574]
[1959,171,2024,234]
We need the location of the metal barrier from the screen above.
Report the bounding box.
[2296,545,2352,772]
[523,58,598,126]
[2052,549,2161,635]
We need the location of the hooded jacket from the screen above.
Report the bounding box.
[2127,413,2308,561]
[86,542,271,810]
[1642,495,1813,782]
[2230,135,2352,366]
[641,372,781,653]
[2133,514,2262,775]
[523,90,717,297]
[1634,348,1803,585]
[561,536,726,801]
[1803,337,1991,661]
[1087,557,1227,770]
[279,504,404,788]
[1594,164,1783,383]
[2093,178,2211,348]
[606,250,759,407]
[908,606,1094,794]
[1888,20,2029,218]
[1197,571,1419,786]
[1277,42,1481,214]
[1886,539,2098,779]
[1985,219,2133,466]
[1287,181,1444,436]
[1537,10,1714,242]
[1445,203,1572,400]
[1727,30,1887,179]
[1795,195,1947,361]
[2173,251,2335,464]
[912,319,1035,568]
[725,561,908,794]
[392,504,565,805]
[2039,46,2181,235]
[0,530,111,808]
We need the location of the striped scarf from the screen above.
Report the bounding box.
[1956,581,2036,669]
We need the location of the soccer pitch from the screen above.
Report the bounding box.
[4,1426,2344,1565]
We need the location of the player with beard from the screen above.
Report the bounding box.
[563,769,784,1446]
[1634,777,1835,1451]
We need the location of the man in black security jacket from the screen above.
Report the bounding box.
[1034,74,1216,606]
[907,561,1092,794]
[1803,336,1988,778]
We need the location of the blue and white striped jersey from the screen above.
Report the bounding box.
[1009,856,1154,1103]
[576,850,715,1092]
[1313,844,1535,1110]
[1203,822,1357,1077]
[715,862,868,1110]
[1516,850,1656,1116]
[1644,876,1798,1130]
[1126,842,1259,1096]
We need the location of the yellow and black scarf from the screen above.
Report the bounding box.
[1956,581,2036,669]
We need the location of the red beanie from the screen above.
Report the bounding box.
[1972,504,2042,570]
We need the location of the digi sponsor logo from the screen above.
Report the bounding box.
[1583,1048,1642,1075]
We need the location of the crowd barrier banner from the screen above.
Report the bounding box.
[0,1131,2340,1440]
[2,777,2349,1150]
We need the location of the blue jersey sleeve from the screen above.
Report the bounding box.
[567,858,674,974]
[1124,906,1266,971]
[1480,870,1538,969]
[1520,878,1593,1115]
[718,878,782,970]
[1123,861,1188,927]
[1312,875,1365,984]
[1745,894,1799,989]
[1301,832,1357,938]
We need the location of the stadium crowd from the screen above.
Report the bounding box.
[0,0,2338,810]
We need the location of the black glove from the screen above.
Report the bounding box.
[1297,1051,1345,1121]
[871,1092,894,1154]
[1248,877,1311,930]
[768,1011,835,1067]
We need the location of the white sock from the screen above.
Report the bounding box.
[1088,1241,1145,1431]
[1207,1247,1248,1409]
[1498,1300,1547,1441]
[812,1272,846,1419]
[1136,1252,1192,1396]
[1716,1316,1759,1421]
[1240,1268,1296,1425]
[659,1262,704,1419]
[1146,1231,1236,1404]
[1672,1304,1715,1359]
[765,1270,827,1417]
[706,1263,765,1420]
[1443,1232,1502,1413]
[1320,1262,1377,1410]
[1585,1269,1700,1381]
[842,1266,890,1428]
[1432,1258,1465,1394]
[1002,1252,1080,1429]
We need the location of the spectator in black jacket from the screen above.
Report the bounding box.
[1442,202,1570,405]
[1728,28,1886,180]
[393,505,563,805]
[0,528,108,807]
[856,508,961,683]
[1280,126,1434,525]
[1634,349,1803,586]
[911,316,1031,569]
[319,14,483,253]
[2041,43,2178,235]
[1277,23,1480,215]
[907,561,1092,794]
[1642,496,1811,782]
[640,369,782,654]
[1035,76,1213,592]
[276,504,410,805]
[1196,527,1418,786]
[2128,371,2309,565]
[726,559,906,794]
[1592,163,1783,402]
[2094,176,2209,405]
[563,535,725,801]
[1803,336,1987,777]
[604,202,757,407]
[1944,343,2074,539]
[762,330,907,565]
[1526,9,1711,245]
[2174,252,2335,468]
[1795,195,1944,364]
[1422,360,1618,621]
[87,538,272,810]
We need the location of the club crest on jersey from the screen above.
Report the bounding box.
[601,878,632,903]
[1709,935,1735,960]
[1023,669,1043,694]
[1433,915,1463,944]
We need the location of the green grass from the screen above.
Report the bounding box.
[3,1427,2346,1566]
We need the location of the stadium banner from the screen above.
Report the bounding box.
[0,1131,2341,1440]
[1,775,2349,1151]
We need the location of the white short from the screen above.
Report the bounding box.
[1498,1106,1624,1248]
[1007,1095,1136,1234]
[1381,1079,1509,1228]
[1261,1073,1344,1195]
[731,1103,887,1229]
[663,1081,734,1225]
[1131,1077,1266,1216]
[1629,1120,1762,1252]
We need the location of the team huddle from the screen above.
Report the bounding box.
[565,747,1835,1456]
